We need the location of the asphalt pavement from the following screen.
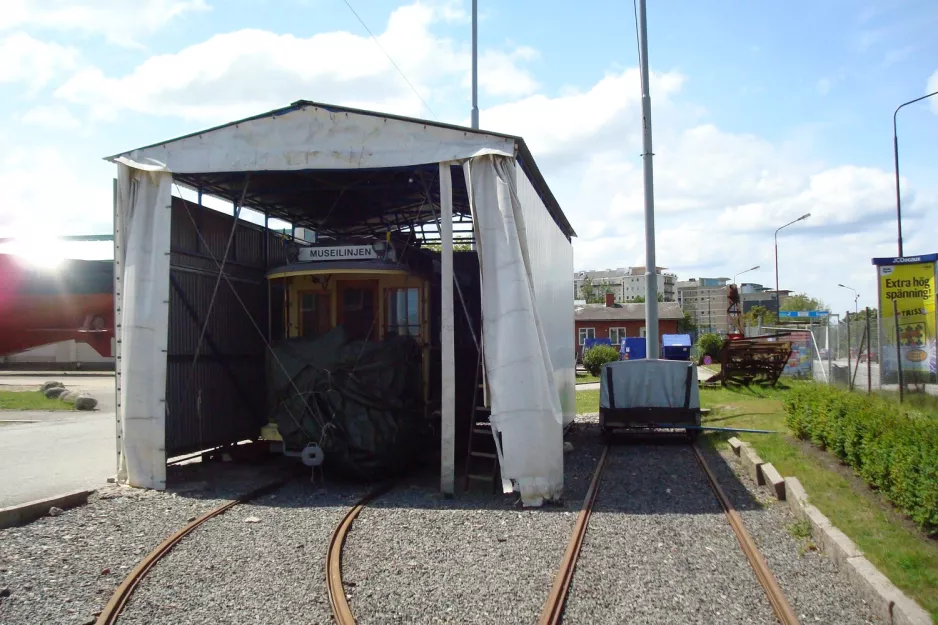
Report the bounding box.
[0,373,115,508]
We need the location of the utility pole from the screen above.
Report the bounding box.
[470,0,479,129]
[637,0,660,358]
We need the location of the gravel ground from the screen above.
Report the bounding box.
[701,443,881,624]
[562,442,778,625]
[0,460,291,625]
[341,418,605,625]
[115,479,373,625]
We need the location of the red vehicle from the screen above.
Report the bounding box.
[0,253,114,358]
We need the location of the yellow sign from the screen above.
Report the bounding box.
[878,260,936,376]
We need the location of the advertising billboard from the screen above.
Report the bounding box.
[781,330,813,378]
[872,253,937,382]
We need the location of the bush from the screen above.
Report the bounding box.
[697,332,725,363]
[582,344,620,376]
[785,385,938,535]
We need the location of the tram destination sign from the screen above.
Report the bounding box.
[299,245,378,262]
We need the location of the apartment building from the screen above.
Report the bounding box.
[676,277,730,334]
[574,266,677,303]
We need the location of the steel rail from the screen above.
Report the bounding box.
[692,443,801,625]
[327,483,394,625]
[537,445,610,625]
[95,475,295,625]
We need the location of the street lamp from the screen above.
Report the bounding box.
[893,90,938,257]
[838,283,859,315]
[775,213,811,323]
[734,265,760,285]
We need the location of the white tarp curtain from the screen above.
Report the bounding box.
[512,162,576,426]
[115,164,172,489]
[115,103,515,174]
[464,155,564,506]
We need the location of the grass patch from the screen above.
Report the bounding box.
[576,388,599,414]
[788,519,813,540]
[0,390,74,411]
[700,383,938,620]
[576,371,601,385]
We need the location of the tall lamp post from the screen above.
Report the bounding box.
[775,214,811,323]
[893,90,938,256]
[837,283,859,315]
[734,265,760,285]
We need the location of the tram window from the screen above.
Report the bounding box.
[299,292,330,338]
[385,288,420,338]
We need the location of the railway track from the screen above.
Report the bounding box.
[537,442,801,625]
[94,445,796,625]
[94,475,297,625]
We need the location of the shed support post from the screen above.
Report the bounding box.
[439,162,456,497]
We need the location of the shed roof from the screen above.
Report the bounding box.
[575,301,685,321]
[106,100,575,242]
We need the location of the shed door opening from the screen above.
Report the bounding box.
[338,280,377,341]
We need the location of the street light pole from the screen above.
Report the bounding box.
[893,90,938,257]
[470,0,479,129]
[838,283,859,315]
[733,265,760,285]
[774,214,811,324]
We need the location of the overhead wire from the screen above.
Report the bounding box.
[339,0,439,121]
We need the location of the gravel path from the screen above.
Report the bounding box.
[562,443,778,625]
[0,461,289,625]
[701,443,881,624]
[116,479,373,625]
[341,418,605,625]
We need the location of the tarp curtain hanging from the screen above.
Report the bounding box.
[116,163,172,489]
[464,154,564,506]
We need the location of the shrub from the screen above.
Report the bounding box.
[697,333,725,363]
[582,344,620,376]
[785,385,938,535]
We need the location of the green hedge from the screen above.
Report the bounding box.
[582,344,620,376]
[785,385,938,535]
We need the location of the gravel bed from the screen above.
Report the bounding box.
[562,443,778,625]
[116,479,372,625]
[0,461,290,625]
[701,443,882,624]
[341,417,605,625]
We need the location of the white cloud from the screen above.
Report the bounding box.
[55,3,539,122]
[0,146,114,238]
[0,32,78,90]
[0,0,209,47]
[20,104,82,129]
[929,70,938,114]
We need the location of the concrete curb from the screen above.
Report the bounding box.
[0,489,92,530]
[781,474,931,625]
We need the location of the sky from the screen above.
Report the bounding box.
[0,0,936,316]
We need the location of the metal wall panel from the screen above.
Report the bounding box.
[166,196,283,455]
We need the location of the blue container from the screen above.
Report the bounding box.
[621,337,647,360]
[661,334,692,361]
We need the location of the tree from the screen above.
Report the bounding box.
[743,304,770,328]
[424,237,472,253]
[630,293,663,303]
[781,292,826,312]
[677,310,697,333]
[579,277,611,304]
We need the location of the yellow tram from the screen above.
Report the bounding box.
[261,236,480,479]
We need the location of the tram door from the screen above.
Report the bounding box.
[337,280,378,341]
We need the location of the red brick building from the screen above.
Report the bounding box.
[575,293,683,357]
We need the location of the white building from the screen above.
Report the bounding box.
[574,266,676,302]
